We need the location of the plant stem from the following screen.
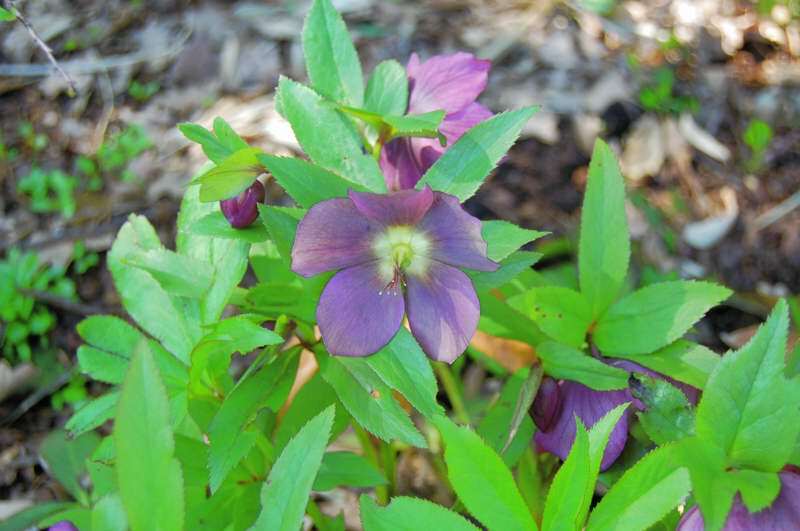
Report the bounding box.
[380,442,396,497]
[353,423,388,504]
[434,363,470,425]
[306,499,331,531]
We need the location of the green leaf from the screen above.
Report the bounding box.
[77,315,143,357]
[91,494,128,531]
[115,342,184,531]
[364,60,408,117]
[508,287,592,348]
[593,281,731,355]
[258,204,303,266]
[108,215,195,363]
[417,107,538,201]
[502,364,543,454]
[194,147,263,202]
[612,340,719,389]
[695,299,800,471]
[0,502,73,531]
[364,328,442,419]
[123,248,214,298]
[674,437,735,531]
[208,351,299,492]
[434,415,537,531]
[77,345,128,384]
[278,77,384,191]
[213,117,249,154]
[543,405,628,530]
[259,154,357,208]
[536,341,628,390]
[178,118,247,164]
[190,211,270,243]
[730,469,781,512]
[629,375,694,444]
[322,351,427,447]
[37,505,92,530]
[477,291,546,346]
[66,392,120,437]
[384,110,445,141]
[360,495,479,531]
[477,368,537,467]
[313,451,387,491]
[482,220,547,262]
[587,445,691,531]
[0,7,16,21]
[578,139,630,318]
[252,406,335,531]
[39,430,100,505]
[470,251,541,291]
[201,315,284,353]
[302,0,363,105]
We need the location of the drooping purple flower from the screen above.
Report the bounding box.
[380,52,493,191]
[534,359,697,470]
[678,470,800,530]
[291,187,497,362]
[220,180,265,228]
[48,521,79,531]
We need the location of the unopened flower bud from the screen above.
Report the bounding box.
[220,180,265,228]
[530,377,561,432]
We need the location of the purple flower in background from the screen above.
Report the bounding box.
[220,180,265,228]
[380,52,493,191]
[48,521,79,531]
[291,187,497,362]
[534,360,697,470]
[678,470,800,530]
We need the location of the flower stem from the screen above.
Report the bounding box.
[434,363,470,425]
[353,423,389,504]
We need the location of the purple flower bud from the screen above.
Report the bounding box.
[220,180,265,228]
[48,521,79,531]
[530,377,562,432]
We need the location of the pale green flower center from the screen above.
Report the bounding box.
[373,226,431,284]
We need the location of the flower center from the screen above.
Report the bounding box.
[373,226,431,291]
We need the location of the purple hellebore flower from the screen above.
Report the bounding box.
[534,359,697,470]
[291,186,498,362]
[678,470,800,530]
[380,52,493,191]
[48,521,79,531]
[220,180,265,228]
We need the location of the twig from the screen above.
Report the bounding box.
[1,366,72,426]
[754,189,800,232]
[2,0,77,95]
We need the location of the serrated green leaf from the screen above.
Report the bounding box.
[178,118,247,164]
[39,430,100,505]
[508,287,592,348]
[384,110,445,141]
[729,469,780,513]
[259,154,357,208]
[115,342,184,531]
[208,351,300,492]
[278,77,384,191]
[578,139,630,318]
[434,415,537,531]
[313,451,387,491]
[302,0,363,105]
[674,437,735,531]
[77,345,128,384]
[77,315,143,357]
[189,211,270,243]
[65,392,119,437]
[91,494,128,531]
[630,375,694,444]
[482,220,547,262]
[322,350,427,447]
[252,406,335,531]
[594,281,731,355]
[360,495,479,531]
[470,251,541,291]
[194,147,263,202]
[503,364,543,454]
[417,107,538,201]
[587,445,691,531]
[612,340,719,389]
[536,341,628,390]
[213,117,249,154]
[695,299,800,472]
[123,248,214,298]
[364,60,408,117]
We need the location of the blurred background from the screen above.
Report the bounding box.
[0,0,798,520]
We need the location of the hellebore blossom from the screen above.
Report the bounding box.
[533,360,697,470]
[678,470,800,529]
[220,180,265,228]
[291,187,497,362]
[380,52,493,191]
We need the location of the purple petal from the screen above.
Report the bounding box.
[348,187,434,226]
[678,471,800,530]
[531,377,562,432]
[291,198,379,277]
[407,52,491,115]
[419,193,498,272]
[405,262,480,363]
[220,180,265,228]
[317,263,405,356]
[534,380,631,470]
[380,138,443,191]
[439,102,493,144]
[48,522,79,531]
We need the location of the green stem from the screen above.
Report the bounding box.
[353,423,388,504]
[434,363,470,425]
[380,442,396,498]
[306,499,331,531]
